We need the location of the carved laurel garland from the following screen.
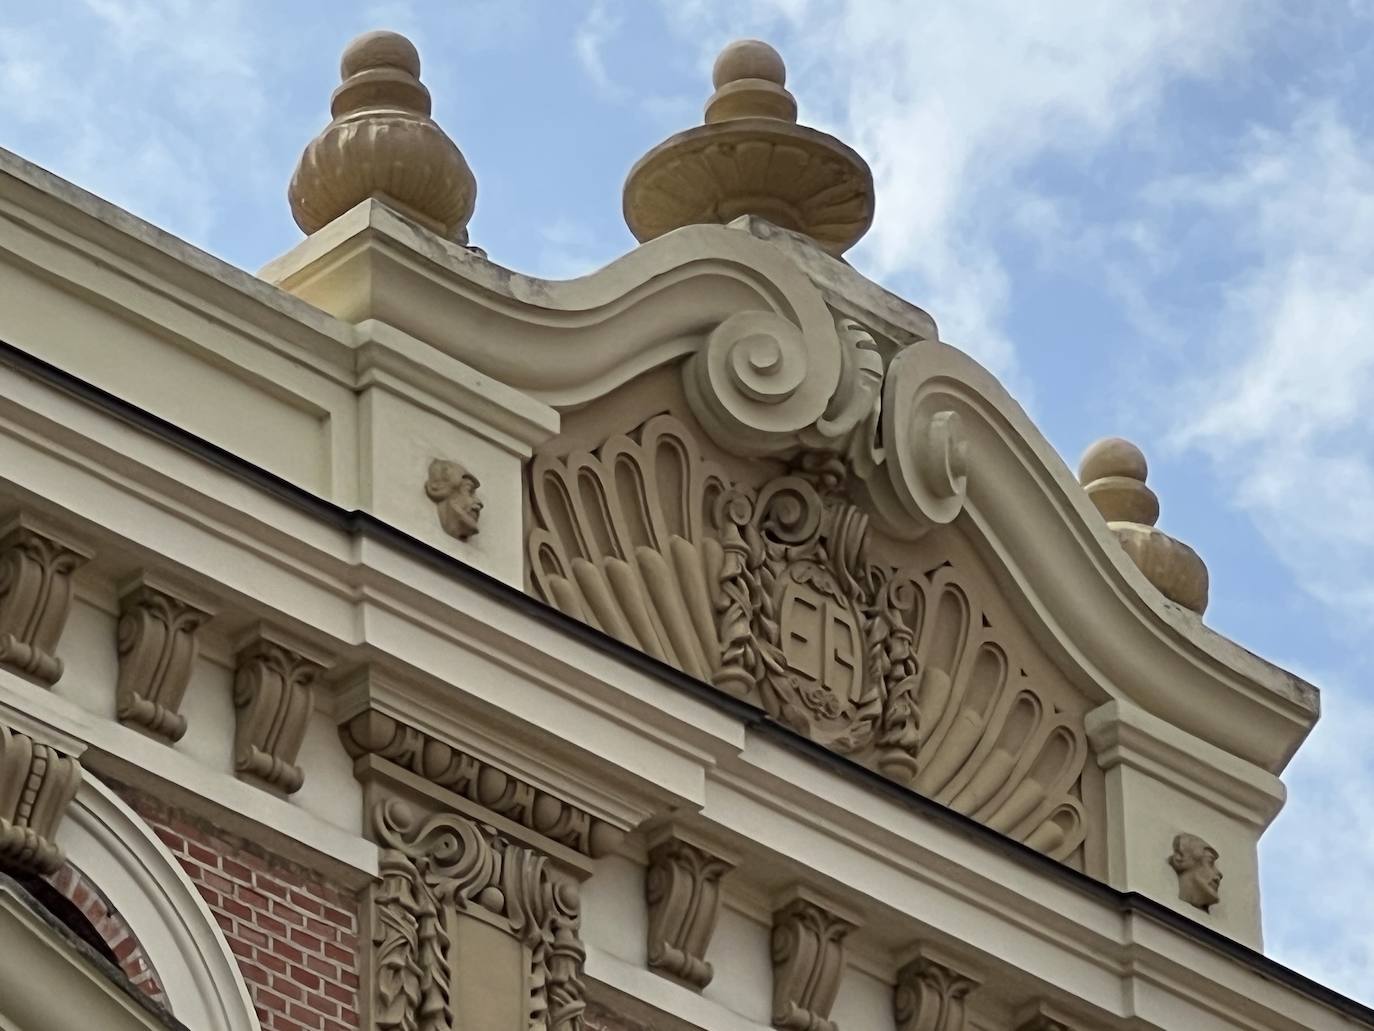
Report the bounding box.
[371,799,585,1031]
[527,415,1089,862]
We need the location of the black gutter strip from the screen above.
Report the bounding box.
[2,339,1371,1027]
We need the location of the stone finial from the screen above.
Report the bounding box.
[289,30,476,242]
[623,39,874,257]
[1079,437,1209,614]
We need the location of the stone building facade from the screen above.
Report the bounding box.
[0,27,1366,1031]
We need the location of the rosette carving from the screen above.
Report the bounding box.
[369,799,585,1031]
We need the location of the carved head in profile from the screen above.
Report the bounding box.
[425,458,483,541]
[1169,833,1222,911]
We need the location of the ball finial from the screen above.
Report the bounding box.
[712,39,786,89]
[1078,436,1208,614]
[289,30,476,242]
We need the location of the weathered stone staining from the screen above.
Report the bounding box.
[894,950,980,1031]
[0,717,82,875]
[231,632,324,794]
[424,457,483,541]
[289,30,476,242]
[770,893,855,1031]
[1170,832,1223,911]
[1079,437,1209,614]
[644,832,734,990]
[0,517,89,686]
[115,579,212,743]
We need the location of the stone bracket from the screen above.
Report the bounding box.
[644,825,737,990]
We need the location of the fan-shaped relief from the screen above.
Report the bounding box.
[526,416,1089,863]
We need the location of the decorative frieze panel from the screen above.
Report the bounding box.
[770,892,855,1031]
[644,831,734,989]
[232,632,323,794]
[0,517,90,686]
[115,579,212,742]
[893,949,980,1031]
[368,798,585,1031]
[0,717,82,875]
[527,415,1090,862]
[340,709,624,858]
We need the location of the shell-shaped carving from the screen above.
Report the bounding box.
[528,415,732,681]
[526,416,1090,865]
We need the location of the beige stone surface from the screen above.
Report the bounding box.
[623,40,875,256]
[290,31,476,242]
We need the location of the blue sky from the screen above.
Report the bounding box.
[3,0,1372,1003]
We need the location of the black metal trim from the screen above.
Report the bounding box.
[1,339,1369,1025]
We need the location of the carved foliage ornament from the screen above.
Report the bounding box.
[0,719,82,876]
[644,836,733,990]
[340,710,623,858]
[528,415,1089,862]
[115,583,211,742]
[232,636,322,795]
[370,799,584,1031]
[0,521,89,686]
[770,896,853,1031]
[894,954,980,1031]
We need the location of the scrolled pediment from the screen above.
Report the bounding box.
[526,412,1096,867]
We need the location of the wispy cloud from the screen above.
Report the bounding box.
[574,0,626,100]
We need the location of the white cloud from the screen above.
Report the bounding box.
[574,0,626,100]
[1163,104,1374,619]
[658,0,1259,391]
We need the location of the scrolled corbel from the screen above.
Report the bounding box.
[645,829,736,990]
[684,309,841,458]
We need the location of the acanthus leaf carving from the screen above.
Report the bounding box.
[528,413,1089,864]
[232,633,323,795]
[893,951,980,1031]
[644,833,734,990]
[340,710,624,858]
[0,519,90,687]
[370,798,585,1031]
[115,581,212,743]
[770,894,854,1031]
[0,717,82,875]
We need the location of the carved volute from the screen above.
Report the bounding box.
[526,413,1096,866]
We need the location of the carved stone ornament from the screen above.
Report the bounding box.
[232,634,323,794]
[644,834,734,990]
[0,519,90,686]
[528,415,1089,862]
[1169,832,1222,911]
[425,458,483,541]
[369,798,585,1031]
[770,895,854,1031]
[894,952,980,1031]
[0,718,82,875]
[115,581,212,742]
[340,710,624,858]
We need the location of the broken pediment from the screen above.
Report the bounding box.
[526,400,1103,871]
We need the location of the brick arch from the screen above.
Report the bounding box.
[45,859,167,1004]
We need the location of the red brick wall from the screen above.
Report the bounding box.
[48,860,167,1003]
[121,788,361,1031]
